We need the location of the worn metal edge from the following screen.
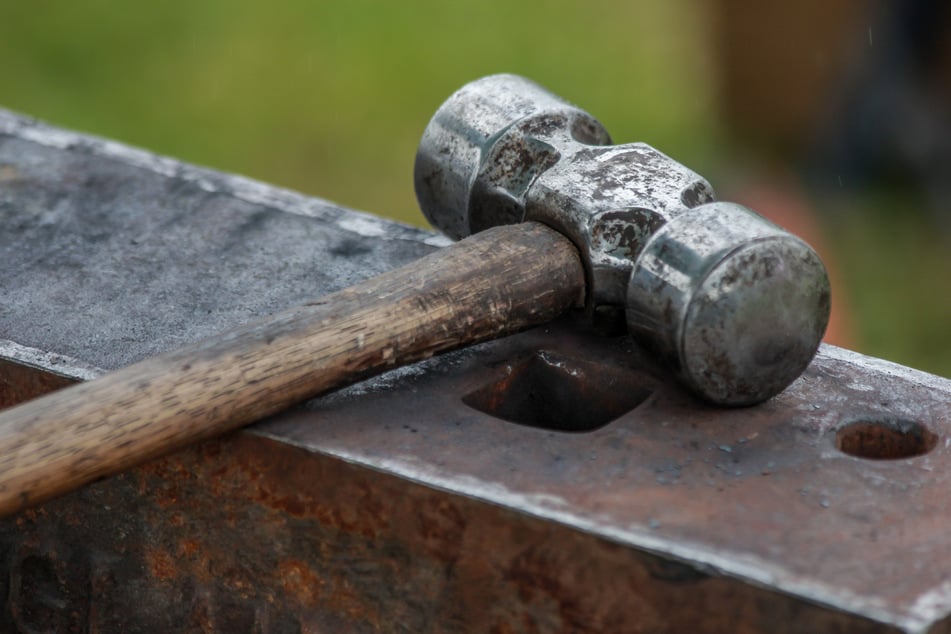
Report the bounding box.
[0,339,103,382]
[818,343,951,393]
[0,108,452,248]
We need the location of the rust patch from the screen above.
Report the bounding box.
[146,548,176,581]
[0,359,77,411]
[278,558,324,605]
[416,498,467,562]
[836,418,938,460]
[327,580,376,626]
[196,442,392,538]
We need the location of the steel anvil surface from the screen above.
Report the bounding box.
[1,110,951,634]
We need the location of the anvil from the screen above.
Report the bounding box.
[0,110,950,633]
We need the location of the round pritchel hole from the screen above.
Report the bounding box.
[835,419,937,460]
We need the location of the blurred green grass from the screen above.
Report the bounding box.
[825,195,951,378]
[1,1,949,377]
[0,1,718,220]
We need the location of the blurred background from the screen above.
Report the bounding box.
[1,0,949,376]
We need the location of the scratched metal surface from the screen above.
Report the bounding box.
[2,109,951,632]
[0,108,445,375]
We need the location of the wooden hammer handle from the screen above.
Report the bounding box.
[0,221,584,517]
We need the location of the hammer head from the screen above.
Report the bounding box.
[414,74,830,406]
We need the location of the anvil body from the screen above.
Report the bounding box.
[1,110,950,633]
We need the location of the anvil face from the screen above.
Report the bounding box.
[1,109,951,633]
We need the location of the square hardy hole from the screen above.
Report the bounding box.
[462,350,652,432]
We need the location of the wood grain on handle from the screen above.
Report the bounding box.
[0,221,585,517]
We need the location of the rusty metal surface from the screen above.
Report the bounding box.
[258,323,951,633]
[0,415,904,634]
[1,109,951,632]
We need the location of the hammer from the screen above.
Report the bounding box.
[0,74,829,517]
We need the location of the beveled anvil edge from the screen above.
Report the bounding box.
[0,339,104,382]
[818,343,951,395]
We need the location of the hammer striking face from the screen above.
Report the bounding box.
[415,74,831,406]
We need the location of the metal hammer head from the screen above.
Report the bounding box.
[414,74,830,405]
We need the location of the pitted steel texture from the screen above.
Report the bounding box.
[415,74,831,404]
